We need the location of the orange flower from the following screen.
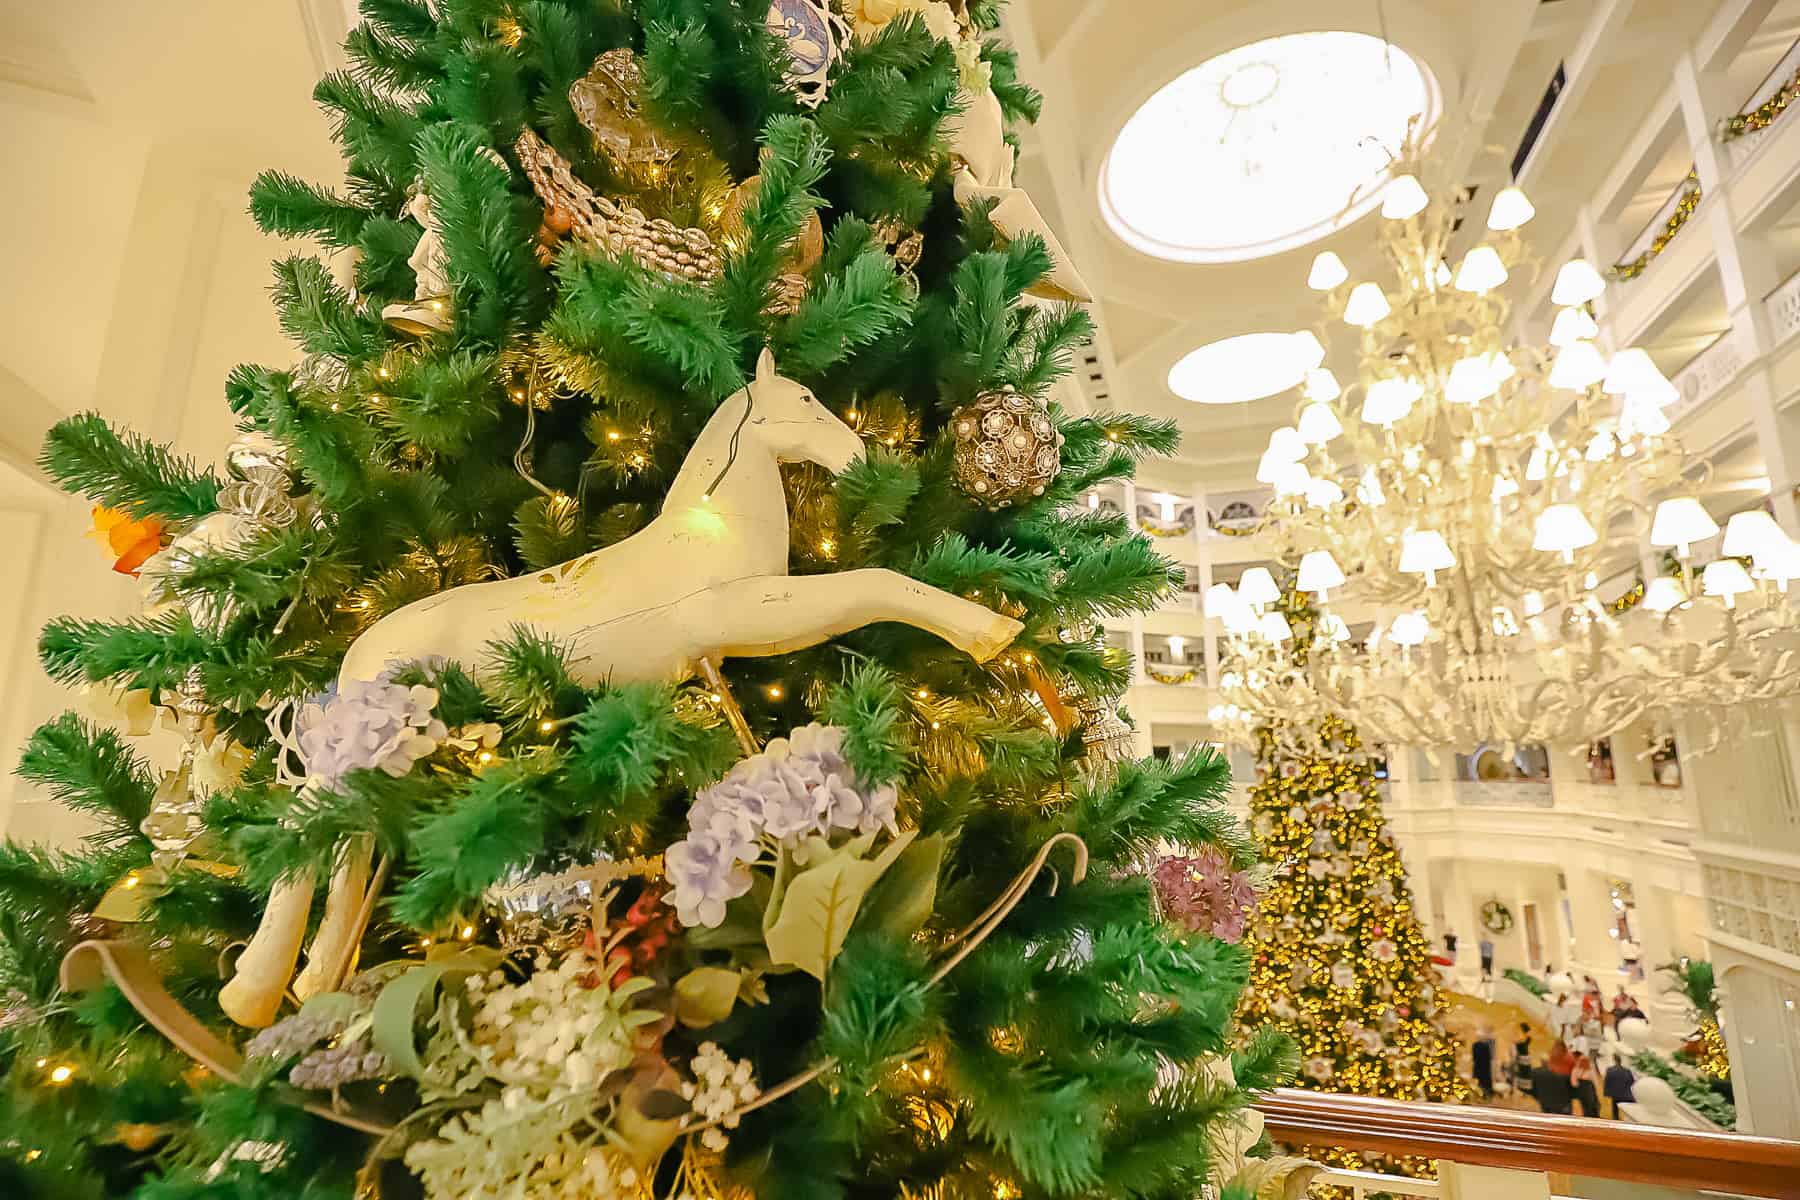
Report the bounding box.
[88,505,167,576]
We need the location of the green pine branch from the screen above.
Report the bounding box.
[38,413,221,521]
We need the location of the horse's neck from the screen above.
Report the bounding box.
[664,393,787,531]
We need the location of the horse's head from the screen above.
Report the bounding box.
[742,348,864,475]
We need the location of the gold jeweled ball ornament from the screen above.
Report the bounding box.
[950,386,1063,508]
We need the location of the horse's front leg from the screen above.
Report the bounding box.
[686,569,1023,663]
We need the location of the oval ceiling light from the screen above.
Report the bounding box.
[1167,332,1326,404]
[1099,31,1439,263]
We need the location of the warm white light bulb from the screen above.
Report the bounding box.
[1343,282,1391,327]
[1381,173,1430,220]
[1453,245,1508,293]
[1552,258,1607,305]
[1307,250,1349,290]
[1486,184,1535,231]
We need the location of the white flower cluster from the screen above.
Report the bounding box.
[463,953,658,1093]
[680,1042,759,1153]
[406,1089,646,1200]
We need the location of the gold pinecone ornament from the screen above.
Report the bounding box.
[950,386,1063,508]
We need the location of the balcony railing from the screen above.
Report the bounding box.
[1721,36,1800,159]
[1612,169,1702,282]
[1259,1088,1800,1198]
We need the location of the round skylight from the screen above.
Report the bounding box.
[1100,32,1439,263]
[1168,332,1323,405]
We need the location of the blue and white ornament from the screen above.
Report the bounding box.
[766,0,848,108]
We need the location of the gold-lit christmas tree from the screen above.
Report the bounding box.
[1237,593,1466,1172]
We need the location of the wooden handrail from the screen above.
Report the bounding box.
[1260,1088,1800,1199]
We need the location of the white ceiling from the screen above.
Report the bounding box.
[1006,0,1800,495]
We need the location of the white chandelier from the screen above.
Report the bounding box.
[1208,169,1800,753]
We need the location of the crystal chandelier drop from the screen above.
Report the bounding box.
[1211,168,1800,754]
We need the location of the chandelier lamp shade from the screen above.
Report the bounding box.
[1722,509,1787,564]
[1297,549,1347,598]
[1308,250,1350,290]
[1486,184,1536,231]
[1237,566,1282,609]
[1343,281,1392,326]
[1649,497,1720,557]
[1303,366,1342,403]
[1398,529,1455,586]
[1453,244,1508,292]
[1601,348,1680,407]
[1702,559,1755,608]
[1207,158,1800,754]
[1297,401,1343,446]
[1361,376,1423,425]
[1547,339,1608,390]
[1532,504,1598,561]
[1381,172,1431,219]
[1551,257,1608,305]
[1548,306,1599,346]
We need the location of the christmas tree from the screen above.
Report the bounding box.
[0,3,1281,1198]
[1235,598,1465,1172]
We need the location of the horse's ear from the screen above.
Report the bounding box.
[756,347,777,382]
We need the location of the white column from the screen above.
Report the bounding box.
[1193,478,1219,687]
[1672,49,1799,530]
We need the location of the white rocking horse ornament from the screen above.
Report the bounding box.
[219,348,1026,1027]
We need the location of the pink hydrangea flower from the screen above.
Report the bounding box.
[1153,847,1256,942]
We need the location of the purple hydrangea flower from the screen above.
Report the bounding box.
[666,830,754,928]
[295,679,448,792]
[666,724,905,927]
[1153,848,1257,943]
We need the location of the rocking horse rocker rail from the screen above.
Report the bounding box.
[220,349,1027,1028]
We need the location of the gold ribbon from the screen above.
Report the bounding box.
[61,830,1091,1147]
[58,939,394,1136]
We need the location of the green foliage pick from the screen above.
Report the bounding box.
[764,831,918,980]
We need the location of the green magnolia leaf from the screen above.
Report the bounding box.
[858,833,944,939]
[674,967,743,1028]
[764,830,918,980]
[370,949,502,1079]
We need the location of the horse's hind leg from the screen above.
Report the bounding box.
[681,569,1023,663]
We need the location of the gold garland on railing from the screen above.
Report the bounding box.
[1608,579,1645,614]
[1138,515,1196,539]
[1720,62,1800,141]
[1145,666,1199,686]
[1209,519,1262,538]
[1612,171,1702,282]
